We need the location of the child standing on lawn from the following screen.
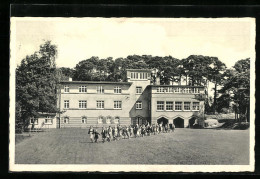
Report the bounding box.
[155,124,159,134]
[172,123,175,132]
[94,129,100,143]
[113,127,118,141]
[141,124,146,137]
[88,126,94,143]
[107,126,112,142]
[129,125,133,138]
[117,124,122,140]
[101,127,107,143]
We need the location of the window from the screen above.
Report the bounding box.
[114,86,122,94]
[114,116,120,124]
[175,102,183,111]
[106,116,112,124]
[166,101,174,111]
[193,88,200,94]
[147,73,151,78]
[184,102,191,111]
[174,87,181,93]
[132,72,136,79]
[64,117,69,124]
[131,72,134,79]
[98,116,104,123]
[79,86,87,93]
[30,118,38,125]
[79,100,87,109]
[183,88,188,93]
[136,101,142,109]
[82,117,87,123]
[157,87,164,93]
[114,101,122,109]
[97,101,104,109]
[140,73,143,79]
[187,88,192,93]
[45,116,53,124]
[192,102,200,111]
[157,101,164,111]
[64,100,69,109]
[165,87,173,93]
[64,85,69,93]
[136,87,142,94]
[97,86,104,93]
[144,73,148,79]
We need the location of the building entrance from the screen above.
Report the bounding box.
[157,117,169,127]
[173,117,184,128]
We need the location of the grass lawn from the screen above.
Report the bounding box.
[15,128,250,165]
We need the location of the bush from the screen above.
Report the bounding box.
[15,122,23,134]
[220,108,229,114]
[239,114,247,122]
[233,122,249,130]
[191,114,205,128]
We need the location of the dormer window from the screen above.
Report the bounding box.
[97,86,104,93]
[64,85,69,93]
[129,71,150,80]
[114,86,122,94]
[79,86,87,93]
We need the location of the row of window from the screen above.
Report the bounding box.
[156,101,200,111]
[64,100,199,111]
[63,116,120,124]
[30,117,53,125]
[64,100,122,109]
[156,87,200,94]
[64,86,122,94]
[64,85,144,94]
[130,72,150,79]
[64,85,201,94]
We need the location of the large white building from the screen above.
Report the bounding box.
[29,69,205,129]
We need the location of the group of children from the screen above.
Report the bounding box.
[88,123,175,143]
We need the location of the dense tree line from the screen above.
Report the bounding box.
[60,54,249,119]
[16,41,59,132]
[15,41,250,132]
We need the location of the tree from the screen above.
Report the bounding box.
[58,67,75,81]
[73,56,99,81]
[207,57,226,113]
[220,58,250,121]
[16,41,59,130]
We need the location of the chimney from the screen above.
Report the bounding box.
[69,77,72,81]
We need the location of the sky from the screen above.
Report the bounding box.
[12,17,255,69]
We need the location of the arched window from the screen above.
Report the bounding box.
[98,116,104,124]
[82,117,87,124]
[106,116,112,124]
[114,116,120,124]
[64,117,69,124]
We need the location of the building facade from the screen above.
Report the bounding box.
[30,69,205,129]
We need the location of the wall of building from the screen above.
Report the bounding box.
[127,70,152,125]
[56,69,205,128]
[151,86,204,127]
[58,83,132,127]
